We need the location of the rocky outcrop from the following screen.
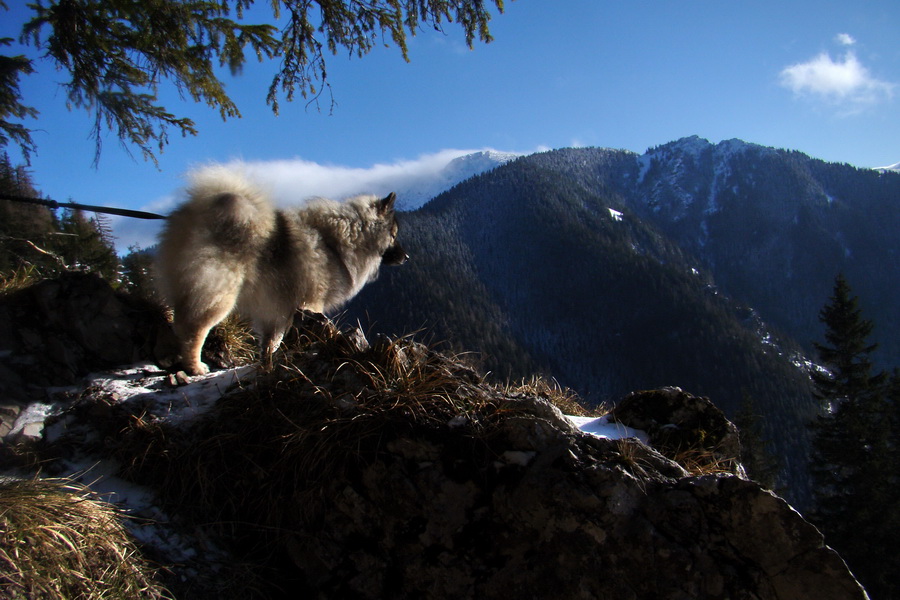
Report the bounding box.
[0,272,177,393]
[0,279,869,599]
[97,314,866,599]
[281,413,863,599]
[612,386,744,475]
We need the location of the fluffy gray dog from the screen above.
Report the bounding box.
[155,165,407,375]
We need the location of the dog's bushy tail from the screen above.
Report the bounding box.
[184,165,276,251]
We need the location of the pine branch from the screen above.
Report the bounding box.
[0,40,38,162]
[9,0,504,163]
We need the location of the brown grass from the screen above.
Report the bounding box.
[0,476,169,600]
[0,265,41,296]
[200,314,259,369]
[612,438,662,484]
[671,446,741,477]
[504,375,605,417]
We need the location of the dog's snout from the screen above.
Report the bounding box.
[383,245,409,266]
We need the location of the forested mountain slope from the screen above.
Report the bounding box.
[529,138,900,369]
[347,147,834,504]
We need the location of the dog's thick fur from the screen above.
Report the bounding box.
[155,165,407,375]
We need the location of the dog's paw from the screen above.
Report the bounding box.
[185,361,210,376]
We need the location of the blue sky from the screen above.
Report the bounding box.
[3,0,898,249]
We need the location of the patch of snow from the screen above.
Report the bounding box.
[608,208,624,222]
[716,138,750,156]
[501,450,537,467]
[706,149,732,216]
[82,363,257,426]
[56,456,214,564]
[797,357,831,382]
[567,415,649,444]
[672,135,711,158]
[28,363,257,568]
[874,161,900,172]
[9,402,60,441]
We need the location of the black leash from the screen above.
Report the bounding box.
[1,194,167,220]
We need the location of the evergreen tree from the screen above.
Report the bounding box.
[55,208,120,281]
[120,245,157,299]
[811,274,885,406]
[0,153,62,276]
[809,274,897,599]
[0,40,37,162]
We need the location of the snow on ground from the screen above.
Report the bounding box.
[84,363,257,425]
[566,415,649,444]
[7,401,58,440]
[6,364,258,569]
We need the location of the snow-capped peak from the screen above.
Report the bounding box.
[393,150,521,211]
[875,162,900,173]
[672,135,712,156]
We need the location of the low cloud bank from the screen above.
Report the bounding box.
[111,148,515,252]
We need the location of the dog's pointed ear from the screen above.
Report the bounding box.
[377,192,397,214]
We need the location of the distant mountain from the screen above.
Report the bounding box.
[627,136,900,370]
[392,150,519,211]
[875,161,900,173]
[346,138,900,507]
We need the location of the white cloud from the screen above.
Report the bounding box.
[233,148,479,206]
[835,33,856,46]
[109,148,521,252]
[779,48,895,112]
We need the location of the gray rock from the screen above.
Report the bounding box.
[0,404,21,439]
[0,272,178,388]
[612,386,744,475]
[279,424,865,599]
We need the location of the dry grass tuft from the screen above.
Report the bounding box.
[505,375,604,417]
[0,265,41,296]
[203,314,259,369]
[672,446,740,477]
[0,476,169,600]
[612,438,661,484]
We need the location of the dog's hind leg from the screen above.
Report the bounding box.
[256,319,291,371]
[174,281,242,376]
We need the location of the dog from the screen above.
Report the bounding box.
[154,164,408,375]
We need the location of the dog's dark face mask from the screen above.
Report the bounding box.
[377,192,409,266]
[382,242,408,266]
